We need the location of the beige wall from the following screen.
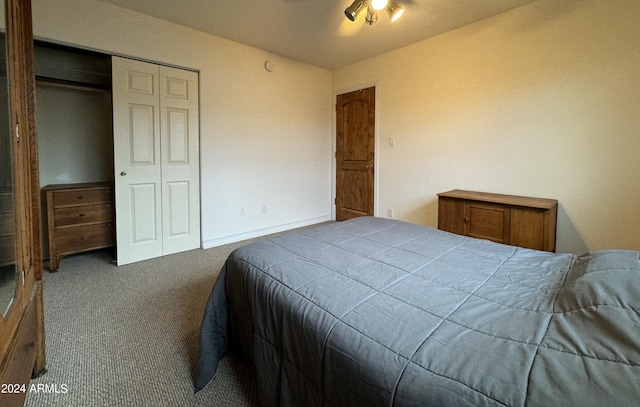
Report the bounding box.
[26,0,334,246]
[334,0,640,253]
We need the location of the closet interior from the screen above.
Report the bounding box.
[34,41,114,262]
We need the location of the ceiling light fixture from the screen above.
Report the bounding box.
[385,0,405,22]
[365,6,378,25]
[344,0,404,25]
[344,0,367,21]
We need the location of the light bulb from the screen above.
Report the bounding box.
[385,0,404,22]
[390,7,404,22]
[371,0,388,11]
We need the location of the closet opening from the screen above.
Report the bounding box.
[33,40,114,270]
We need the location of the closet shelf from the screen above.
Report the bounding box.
[36,77,110,93]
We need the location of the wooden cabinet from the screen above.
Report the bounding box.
[437,190,558,252]
[43,182,114,271]
[0,0,47,405]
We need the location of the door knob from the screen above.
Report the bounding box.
[366,164,373,170]
[120,171,127,176]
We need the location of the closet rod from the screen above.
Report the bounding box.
[36,78,110,93]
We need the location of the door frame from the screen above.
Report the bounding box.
[332,83,379,220]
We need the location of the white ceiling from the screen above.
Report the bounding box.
[95,0,538,70]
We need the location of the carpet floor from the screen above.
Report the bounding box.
[23,236,272,407]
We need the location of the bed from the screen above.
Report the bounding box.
[195,216,640,406]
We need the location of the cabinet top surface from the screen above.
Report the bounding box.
[42,181,113,191]
[438,189,557,209]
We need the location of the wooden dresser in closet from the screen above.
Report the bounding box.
[43,182,114,271]
[437,189,558,252]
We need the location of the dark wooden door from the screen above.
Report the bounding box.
[336,87,375,221]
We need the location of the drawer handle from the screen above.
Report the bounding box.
[77,195,85,200]
[78,213,86,217]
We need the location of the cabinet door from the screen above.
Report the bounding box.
[437,197,465,235]
[510,207,552,251]
[465,201,510,245]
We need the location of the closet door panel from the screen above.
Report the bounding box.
[160,66,200,255]
[166,181,190,238]
[112,56,162,265]
[127,70,154,95]
[129,104,156,164]
[130,183,159,244]
[166,108,188,163]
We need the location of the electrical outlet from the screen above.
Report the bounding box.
[240,207,245,215]
[261,205,267,215]
[387,208,394,218]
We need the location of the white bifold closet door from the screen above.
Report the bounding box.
[112,56,200,266]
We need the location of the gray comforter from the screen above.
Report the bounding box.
[195,216,640,406]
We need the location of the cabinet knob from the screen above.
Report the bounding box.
[464,216,470,223]
[120,171,127,176]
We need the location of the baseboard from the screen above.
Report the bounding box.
[202,215,333,249]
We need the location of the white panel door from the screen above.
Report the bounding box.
[159,66,200,255]
[112,57,200,265]
[112,57,163,265]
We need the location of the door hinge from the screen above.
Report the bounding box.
[15,124,20,143]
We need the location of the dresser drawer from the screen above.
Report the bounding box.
[54,203,114,227]
[55,223,114,253]
[52,187,112,207]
